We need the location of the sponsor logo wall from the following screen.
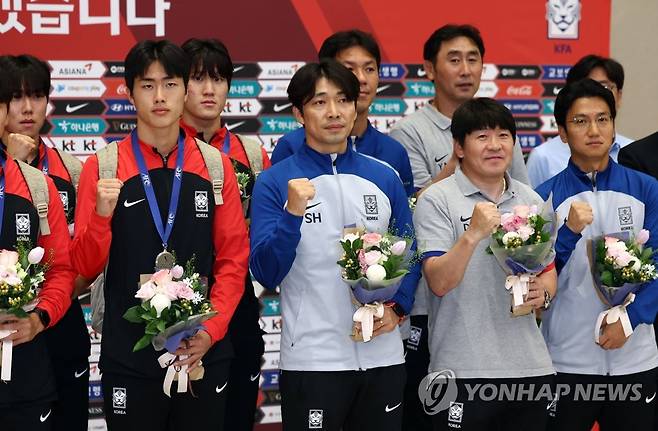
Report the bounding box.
[2,1,610,429]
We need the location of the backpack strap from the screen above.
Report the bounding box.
[194,138,224,205]
[235,133,264,177]
[16,160,50,235]
[53,148,83,190]
[96,141,119,180]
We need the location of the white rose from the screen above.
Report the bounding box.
[150,293,171,317]
[502,231,521,246]
[365,264,387,282]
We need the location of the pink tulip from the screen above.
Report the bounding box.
[636,229,650,245]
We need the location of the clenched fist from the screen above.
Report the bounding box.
[565,201,593,233]
[6,133,37,163]
[96,178,123,217]
[286,178,316,216]
[466,202,501,242]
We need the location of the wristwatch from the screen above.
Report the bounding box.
[543,290,552,309]
[31,307,51,328]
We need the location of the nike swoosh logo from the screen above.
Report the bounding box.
[417,69,426,77]
[434,154,448,163]
[40,409,51,422]
[66,102,89,113]
[273,102,292,113]
[215,382,228,393]
[552,86,562,96]
[385,402,402,413]
[233,65,245,73]
[226,121,245,131]
[460,216,472,222]
[124,198,145,208]
[250,372,261,382]
[74,368,88,378]
[305,202,321,210]
[376,84,391,94]
[646,392,656,403]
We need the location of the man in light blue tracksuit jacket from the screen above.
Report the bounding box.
[536,78,658,431]
[250,60,420,431]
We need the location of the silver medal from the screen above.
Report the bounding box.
[155,250,176,270]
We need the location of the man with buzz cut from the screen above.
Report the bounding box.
[271,29,414,197]
[414,98,555,431]
[250,59,420,431]
[180,37,269,431]
[537,79,658,431]
[1,54,91,431]
[70,40,249,430]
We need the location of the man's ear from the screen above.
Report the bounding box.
[292,106,304,126]
[453,139,464,159]
[557,125,569,144]
[423,60,436,82]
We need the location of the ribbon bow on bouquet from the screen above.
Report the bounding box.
[594,293,635,344]
[352,302,385,342]
[0,329,16,381]
[156,327,205,397]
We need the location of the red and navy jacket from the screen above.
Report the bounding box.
[70,132,249,377]
[30,142,90,364]
[0,150,76,405]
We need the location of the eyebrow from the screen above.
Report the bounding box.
[342,59,376,66]
[446,49,480,56]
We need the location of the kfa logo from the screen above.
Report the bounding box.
[408,325,422,347]
[546,0,581,40]
[364,195,379,221]
[308,409,323,429]
[304,202,322,224]
[195,191,209,218]
[58,191,69,212]
[112,387,127,413]
[448,401,464,424]
[618,206,633,226]
[16,214,31,237]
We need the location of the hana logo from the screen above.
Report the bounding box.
[546,0,581,39]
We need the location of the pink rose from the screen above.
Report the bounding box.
[135,282,155,300]
[364,250,383,266]
[614,251,634,268]
[173,282,195,300]
[151,269,173,286]
[171,265,184,279]
[362,232,382,248]
[0,250,19,267]
[513,205,531,220]
[357,249,368,273]
[501,214,523,232]
[516,225,535,241]
[390,240,407,256]
[636,229,650,245]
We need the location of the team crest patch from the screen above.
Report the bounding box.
[308,409,323,428]
[112,387,127,409]
[195,191,209,212]
[16,214,30,236]
[408,326,422,346]
[364,195,378,215]
[59,191,69,212]
[618,206,633,226]
[448,402,464,423]
[546,0,581,40]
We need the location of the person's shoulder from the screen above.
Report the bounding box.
[371,128,409,156]
[512,179,542,202]
[390,107,427,133]
[529,135,564,158]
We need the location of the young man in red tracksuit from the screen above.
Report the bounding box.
[70,40,249,430]
[1,54,91,431]
[180,38,269,431]
[0,60,77,431]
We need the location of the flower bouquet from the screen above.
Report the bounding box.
[338,230,412,341]
[487,198,557,316]
[589,230,657,343]
[0,242,48,381]
[123,257,215,396]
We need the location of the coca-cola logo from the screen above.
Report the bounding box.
[506,85,533,96]
[117,84,129,96]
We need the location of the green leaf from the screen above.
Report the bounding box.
[601,270,614,286]
[123,306,144,323]
[133,334,153,352]
[156,320,166,333]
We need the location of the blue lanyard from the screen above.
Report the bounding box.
[130,129,185,250]
[0,156,5,240]
[40,144,49,175]
[222,130,231,154]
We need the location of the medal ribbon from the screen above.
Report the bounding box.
[130,129,185,250]
[222,129,231,154]
[0,155,6,240]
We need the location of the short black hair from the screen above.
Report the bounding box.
[124,40,190,92]
[0,56,13,105]
[2,54,51,100]
[554,78,616,129]
[451,98,516,146]
[181,38,233,87]
[423,24,485,63]
[318,29,381,67]
[566,55,624,90]
[287,60,359,112]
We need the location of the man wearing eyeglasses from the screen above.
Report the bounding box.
[527,55,633,188]
[536,79,658,431]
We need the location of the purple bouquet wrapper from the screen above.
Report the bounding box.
[344,274,405,304]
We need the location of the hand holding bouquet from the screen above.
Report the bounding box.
[0,242,48,381]
[488,199,556,316]
[590,230,657,343]
[338,230,412,341]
